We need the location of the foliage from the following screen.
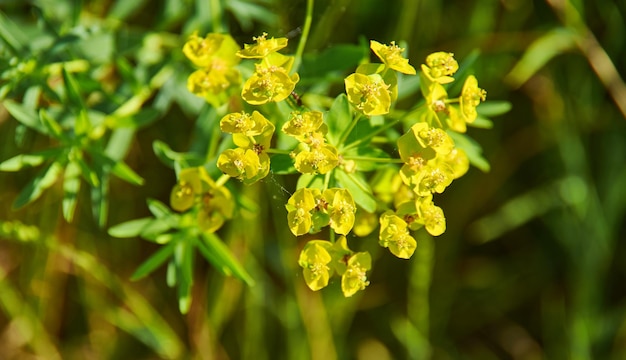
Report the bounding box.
[1,0,625,359]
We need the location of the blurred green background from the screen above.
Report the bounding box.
[1,0,626,359]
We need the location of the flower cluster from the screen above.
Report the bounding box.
[217,111,275,184]
[177,33,489,299]
[170,167,234,233]
[183,32,242,108]
[282,111,339,174]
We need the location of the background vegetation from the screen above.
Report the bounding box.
[1,0,625,359]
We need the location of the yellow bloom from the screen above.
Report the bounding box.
[281,111,325,141]
[378,211,417,259]
[183,32,240,67]
[294,144,339,174]
[419,200,446,236]
[170,167,203,211]
[460,75,487,123]
[196,168,234,233]
[370,40,416,75]
[421,52,458,84]
[217,148,261,181]
[237,32,288,59]
[344,73,391,116]
[241,64,299,105]
[323,188,356,235]
[299,241,333,291]
[341,252,371,297]
[286,188,317,236]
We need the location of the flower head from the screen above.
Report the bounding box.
[299,240,333,291]
[242,64,299,105]
[170,168,203,212]
[345,73,391,116]
[323,188,356,235]
[460,75,487,123]
[183,32,240,67]
[341,252,371,297]
[379,211,417,259]
[370,40,416,75]
[294,144,339,174]
[422,52,458,84]
[237,32,288,59]
[286,188,318,236]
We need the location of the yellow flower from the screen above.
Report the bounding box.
[170,168,203,212]
[419,199,446,236]
[237,32,288,59]
[294,144,339,174]
[323,188,356,235]
[344,73,391,116]
[241,64,299,105]
[217,148,261,181]
[183,32,240,67]
[281,111,325,141]
[286,188,317,236]
[299,240,333,291]
[421,52,458,84]
[220,111,263,135]
[460,75,487,123]
[370,40,416,75]
[196,168,234,233]
[341,252,371,297]
[378,211,417,259]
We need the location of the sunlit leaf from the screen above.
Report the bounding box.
[63,160,81,222]
[13,161,64,209]
[197,233,254,286]
[335,169,377,212]
[131,242,177,281]
[3,100,48,134]
[0,148,64,172]
[326,94,352,146]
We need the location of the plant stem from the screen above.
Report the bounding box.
[292,0,314,73]
[337,113,363,148]
[341,155,403,163]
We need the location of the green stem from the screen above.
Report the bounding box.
[292,0,314,73]
[342,117,401,152]
[216,174,230,187]
[265,148,292,155]
[337,113,363,149]
[341,156,403,164]
[210,0,224,33]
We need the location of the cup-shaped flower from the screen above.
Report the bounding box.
[170,167,203,212]
[323,188,356,235]
[286,188,317,236]
[242,64,299,105]
[345,73,391,116]
[298,241,333,291]
[341,252,371,297]
[282,111,325,141]
[220,111,268,136]
[379,211,417,259]
[370,40,416,75]
[460,75,487,123]
[217,148,261,181]
[197,170,234,233]
[419,199,446,236]
[237,32,288,59]
[294,144,339,175]
[232,115,275,150]
[415,162,454,196]
[421,52,458,84]
[186,64,241,107]
[443,148,470,179]
[183,32,240,68]
[412,122,455,155]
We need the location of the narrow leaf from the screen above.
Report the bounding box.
[326,94,352,146]
[198,233,254,285]
[39,109,66,140]
[63,160,82,222]
[0,148,63,172]
[477,101,512,117]
[13,161,64,209]
[146,198,173,218]
[131,242,176,281]
[3,100,48,134]
[335,169,377,213]
[108,218,154,238]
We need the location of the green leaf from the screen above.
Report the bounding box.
[175,240,194,314]
[269,154,296,174]
[335,170,377,213]
[197,233,254,286]
[152,140,205,169]
[326,94,352,146]
[0,148,63,172]
[448,131,491,172]
[13,161,64,209]
[131,242,177,281]
[63,160,81,222]
[3,100,48,134]
[296,173,325,190]
[108,0,150,20]
[108,218,155,238]
[39,109,66,140]
[91,171,110,228]
[147,198,173,218]
[76,156,100,187]
[92,152,144,186]
[505,28,576,88]
[477,101,512,117]
[344,146,391,172]
[468,116,494,129]
[105,108,161,129]
[62,67,86,112]
[0,10,27,55]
